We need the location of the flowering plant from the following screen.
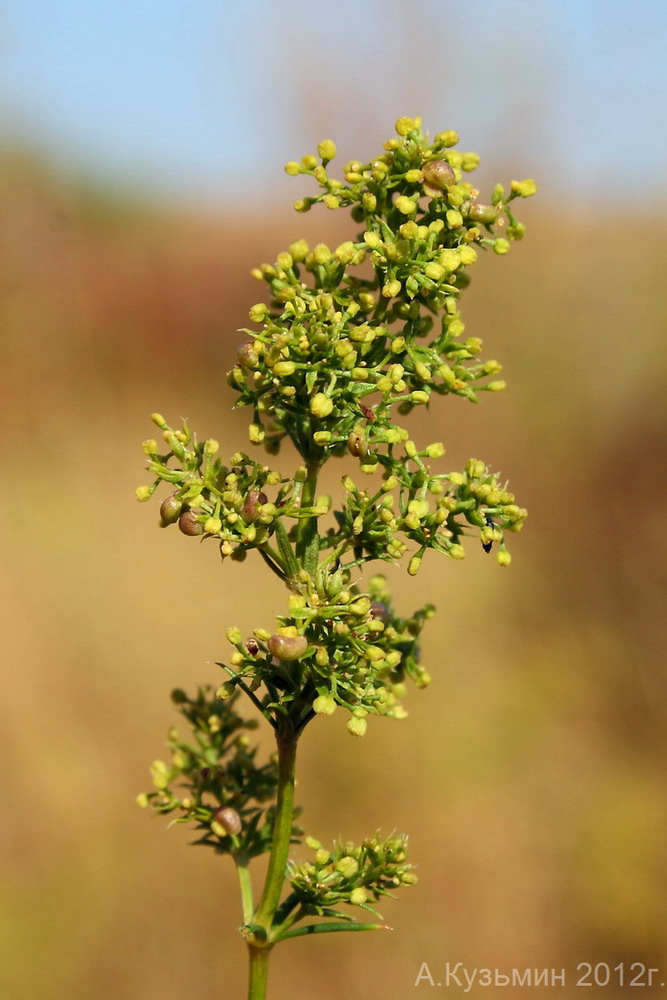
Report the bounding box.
[136,116,534,999]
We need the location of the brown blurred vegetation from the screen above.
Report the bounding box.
[1,148,666,999]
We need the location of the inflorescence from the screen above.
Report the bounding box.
[136,116,534,932]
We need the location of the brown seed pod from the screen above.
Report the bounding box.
[347,431,367,458]
[242,489,268,522]
[178,510,204,536]
[370,601,391,625]
[268,633,308,661]
[237,341,259,368]
[466,202,498,225]
[160,494,182,525]
[214,806,242,836]
[245,638,260,656]
[422,159,455,197]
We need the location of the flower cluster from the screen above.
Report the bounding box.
[288,831,415,914]
[336,452,527,572]
[137,687,296,858]
[135,413,310,562]
[229,116,535,462]
[137,117,533,964]
[218,574,432,736]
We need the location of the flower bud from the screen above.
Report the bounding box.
[458,245,477,265]
[395,116,415,135]
[395,196,416,215]
[311,243,331,265]
[273,360,295,377]
[268,633,308,661]
[434,129,459,147]
[282,243,305,268]
[216,682,235,700]
[382,278,402,298]
[350,887,367,906]
[248,303,268,324]
[310,393,334,418]
[422,159,455,196]
[178,511,203,536]
[422,258,445,282]
[336,855,360,878]
[317,138,337,161]
[461,152,480,171]
[214,806,242,836]
[408,554,422,576]
[335,240,356,264]
[347,715,367,738]
[507,222,526,240]
[313,694,337,716]
[510,178,537,198]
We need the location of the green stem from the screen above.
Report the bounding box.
[245,734,298,1000]
[270,902,305,941]
[236,857,254,925]
[247,945,271,1000]
[254,736,298,928]
[296,456,321,576]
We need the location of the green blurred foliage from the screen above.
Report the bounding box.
[1,149,666,999]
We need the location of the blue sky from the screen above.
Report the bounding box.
[1,0,666,204]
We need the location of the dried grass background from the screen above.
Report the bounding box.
[1,121,666,997]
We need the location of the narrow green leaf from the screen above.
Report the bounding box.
[274,520,299,578]
[276,921,390,942]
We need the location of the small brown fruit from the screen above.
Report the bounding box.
[268,633,308,661]
[467,202,498,225]
[160,495,182,525]
[422,159,455,197]
[242,489,268,522]
[237,341,259,368]
[214,806,242,836]
[178,511,204,536]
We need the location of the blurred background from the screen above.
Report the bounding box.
[2,1,666,997]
